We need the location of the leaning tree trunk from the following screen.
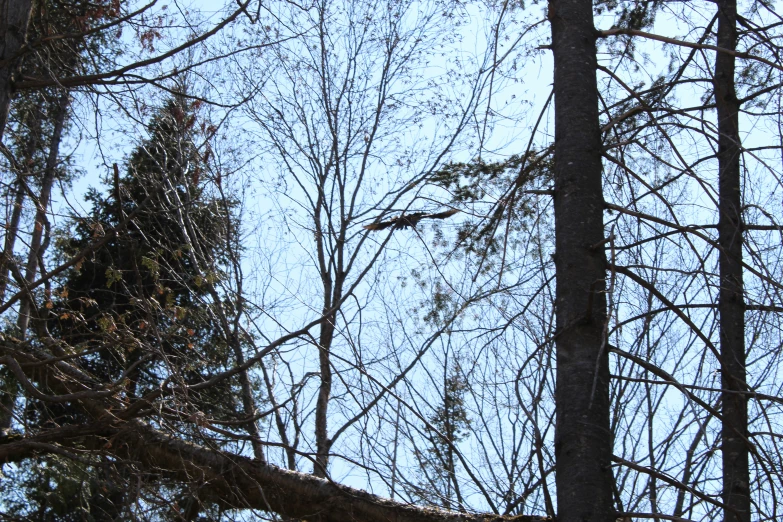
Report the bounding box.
[0,0,34,140]
[714,1,750,521]
[549,0,614,520]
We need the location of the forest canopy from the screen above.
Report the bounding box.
[1,0,782,521]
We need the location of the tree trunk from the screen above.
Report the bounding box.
[312,194,345,477]
[314,292,338,477]
[0,92,68,434]
[16,92,69,337]
[0,176,23,433]
[0,176,25,302]
[0,0,34,140]
[0,347,550,522]
[549,0,614,520]
[714,1,749,521]
[0,98,43,303]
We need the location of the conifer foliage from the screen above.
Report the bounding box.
[52,96,236,396]
[9,95,241,520]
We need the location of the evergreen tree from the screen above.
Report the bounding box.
[52,95,236,398]
[10,95,241,521]
[416,360,471,511]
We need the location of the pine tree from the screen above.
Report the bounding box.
[414,359,471,511]
[10,95,241,521]
[52,95,236,396]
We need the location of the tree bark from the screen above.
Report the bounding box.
[549,0,614,520]
[0,0,34,140]
[714,1,750,521]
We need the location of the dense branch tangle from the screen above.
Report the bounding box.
[0,0,782,521]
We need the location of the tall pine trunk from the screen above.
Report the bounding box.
[715,1,750,521]
[549,0,614,520]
